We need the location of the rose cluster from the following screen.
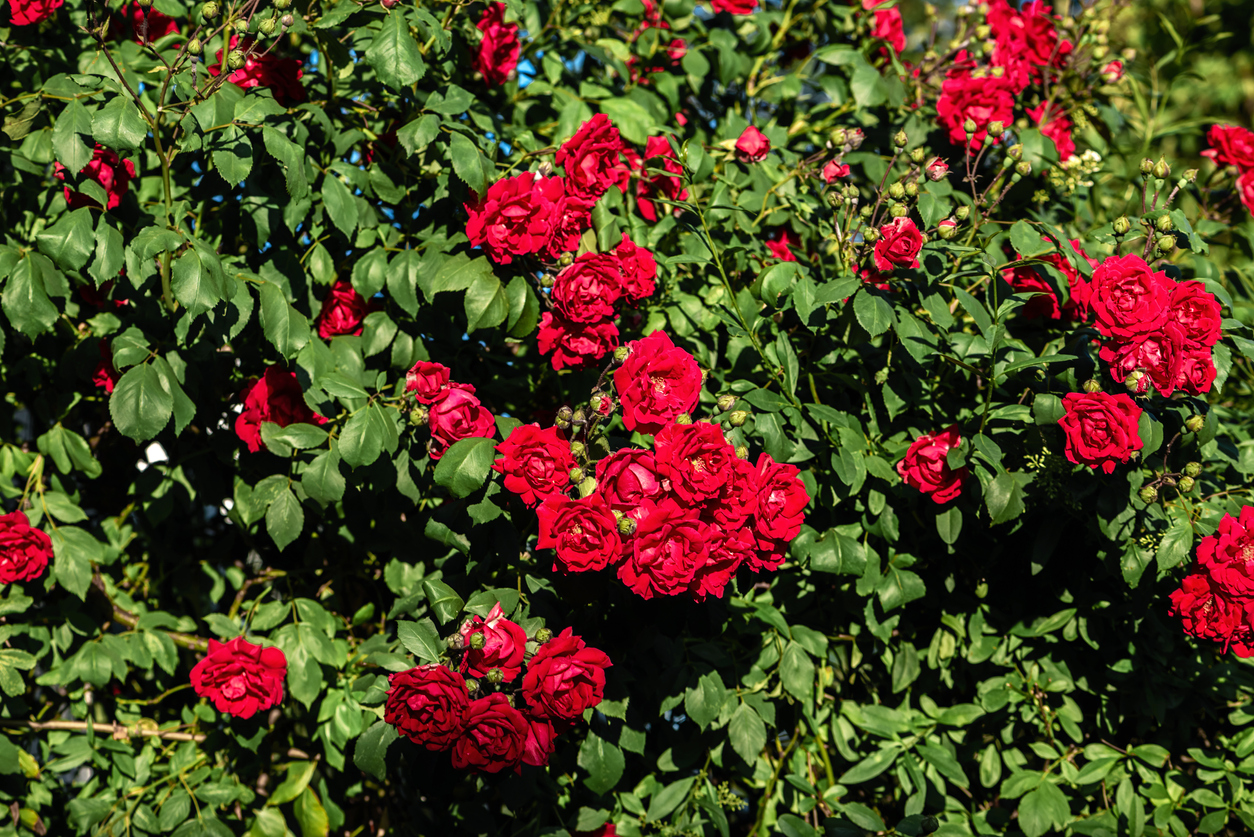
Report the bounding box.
[1203,124,1254,217]
[494,331,810,600]
[1170,506,1254,657]
[54,145,136,212]
[208,36,306,107]
[473,2,520,85]
[406,362,496,460]
[385,605,611,774]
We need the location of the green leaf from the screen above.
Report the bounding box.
[809,531,866,575]
[853,289,895,337]
[293,788,330,837]
[52,99,94,174]
[433,437,497,497]
[646,777,696,822]
[258,281,311,358]
[936,506,962,545]
[396,113,440,156]
[89,222,125,288]
[464,270,508,332]
[728,703,767,764]
[396,619,443,663]
[916,741,969,788]
[839,746,899,784]
[213,136,253,184]
[339,408,386,468]
[387,250,422,317]
[1009,220,1052,258]
[840,803,885,832]
[261,126,310,199]
[684,672,726,731]
[449,131,488,197]
[50,527,102,599]
[426,253,494,300]
[505,275,540,337]
[266,486,304,551]
[779,642,813,702]
[36,208,95,271]
[172,246,226,317]
[91,96,148,151]
[322,174,358,238]
[890,643,920,693]
[1018,782,1070,837]
[267,761,316,807]
[366,10,427,89]
[353,720,398,781]
[3,256,59,337]
[986,471,1025,525]
[577,732,625,795]
[110,364,173,442]
[264,423,329,450]
[421,578,464,624]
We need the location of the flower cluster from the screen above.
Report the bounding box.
[1171,506,1254,657]
[625,0,686,85]
[189,637,288,719]
[1203,124,1254,217]
[406,362,496,460]
[235,367,328,454]
[1001,238,1098,321]
[385,606,611,774]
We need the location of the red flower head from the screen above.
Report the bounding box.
[492,424,576,507]
[1239,170,1254,219]
[8,0,61,25]
[897,426,967,503]
[451,693,530,774]
[595,448,665,512]
[613,331,703,435]
[1174,349,1217,397]
[751,454,808,559]
[654,422,735,504]
[1201,124,1254,171]
[636,136,688,222]
[537,494,622,573]
[1168,281,1223,348]
[189,637,287,719]
[556,114,625,206]
[1196,506,1254,599]
[873,217,923,271]
[545,197,593,261]
[209,37,306,106]
[822,160,850,183]
[384,665,470,750]
[691,529,756,599]
[765,228,799,262]
[552,253,624,323]
[862,0,905,53]
[406,361,470,404]
[465,172,570,264]
[522,628,612,722]
[235,367,327,454]
[459,603,528,682]
[93,340,120,394]
[925,157,950,181]
[710,0,755,13]
[1088,253,1174,341]
[427,388,495,460]
[537,312,619,371]
[0,510,52,585]
[521,715,557,767]
[613,233,657,301]
[735,126,771,163]
[617,500,711,598]
[935,70,1016,152]
[118,2,179,42]
[1027,102,1076,161]
[702,455,760,531]
[54,146,136,211]
[317,279,373,338]
[1057,392,1143,474]
[1101,60,1123,83]
[986,0,1071,93]
[474,3,520,86]
[1170,572,1254,657]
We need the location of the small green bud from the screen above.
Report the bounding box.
[1183,168,1198,183]
[889,203,908,218]
[1082,379,1102,393]
[716,394,737,412]
[735,444,750,460]
[909,147,926,164]
[987,120,1004,137]
[1162,476,1177,488]
[1112,216,1131,235]
[892,130,908,149]
[864,228,880,242]
[613,346,630,363]
[618,516,637,536]
[534,628,552,644]
[446,633,465,650]
[227,48,246,69]
[825,190,842,209]
[469,632,486,650]
[485,668,504,685]
[408,406,427,426]
[274,0,292,8]
[259,17,277,34]
[1177,476,1195,492]
[829,128,847,146]
[1015,160,1032,177]
[904,181,918,197]
[539,275,554,288]
[232,18,249,32]
[1125,369,1145,392]
[888,182,905,199]
[937,220,958,240]
[1139,486,1158,504]
[1156,234,1175,254]
[954,205,970,220]
[1185,415,1205,433]
[558,252,574,267]
[963,118,977,135]
[570,440,586,458]
[556,404,573,423]
[1006,144,1023,161]
[201,1,219,19]
[1139,158,1155,176]
[1155,214,1174,233]
[1184,461,1202,477]
[569,467,585,484]
[975,24,991,39]
[675,413,693,425]
[463,678,479,693]
[187,37,203,55]
[859,205,874,218]
[1153,157,1170,179]
[280,12,294,25]
[729,410,749,427]
[975,581,988,599]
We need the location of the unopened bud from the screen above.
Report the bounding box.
[613,346,630,363]
[1185,415,1205,433]
[1161,476,1177,488]
[675,413,693,425]
[535,628,552,643]
[888,203,908,218]
[975,24,991,39]
[274,0,291,7]
[987,120,1004,137]
[825,190,842,208]
[937,220,958,240]
[280,12,294,25]
[558,253,574,267]
[1082,379,1102,393]
[259,17,277,34]
[136,0,152,6]
[1015,161,1032,177]
[954,205,970,220]
[829,128,847,146]
[963,118,977,135]
[846,128,864,149]
[570,441,586,458]
[464,678,479,693]
[910,148,926,164]
[859,205,874,218]
[409,406,427,426]
[1183,169,1198,183]
[735,445,749,459]
[446,633,466,650]
[893,130,908,149]
[1125,369,1145,392]
[187,37,203,54]
[618,516,637,536]
[1153,157,1170,179]
[227,49,246,69]
[888,182,905,199]
[1183,461,1202,477]
[1139,486,1158,504]
[1112,216,1131,235]
[904,181,918,197]
[1139,158,1154,176]
[1178,476,1195,492]
[1006,144,1023,161]
[569,467,585,484]
[486,668,504,684]
[729,410,749,427]
[233,18,249,32]
[201,1,219,19]
[717,394,737,412]
[540,275,554,288]
[469,632,486,650]
[1156,234,1175,254]
[864,228,880,242]
[1155,214,1174,233]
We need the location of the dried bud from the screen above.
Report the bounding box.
[1014,160,1032,177]
[617,516,637,536]
[954,205,970,220]
[717,394,737,412]
[469,632,486,650]
[829,128,847,146]
[1082,379,1102,393]
[569,467,585,484]
[259,17,277,34]
[888,182,905,199]
[1139,486,1158,504]
[1155,214,1174,233]
[1183,461,1202,477]
[486,668,504,685]
[825,190,842,208]
[892,130,908,149]
[729,410,749,427]
[187,37,203,54]
[1153,157,1170,179]
[556,405,573,422]
[447,633,466,650]
[535,628,552,644]
[409,406,428,426]
[1185,415,1205,433]
[675,413,693,425]
[910,148,926,164]
[536,161,554,178]
[987,120,1004,137]
[1177,476,1195,493]
[227,49,246,70]
[1139,158,1155,176]
[613,346,630,363]
[888,203,908,218]
[280,12,294,25]
[904,181,918,197]
[201,1,219,18]
[1183,168,1198,183]
[936,219,958,240]
[570,441,586,458]
[1112,216,1131,235]
[735,445,750,459]
[1161,476,1177,488]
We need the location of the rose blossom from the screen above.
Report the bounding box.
[545,197,593,261]
[702,455,760,530]
[55,146,136,211]
[613,233,657,301]
[613,331,703,435]
[556,114,624,205]
[1101,60,1123,83]
[93,340,120,394]
[1174,349,1217,397]
[208,37,306,106]
[1202,124,1254,171]
[552,253,624,323]
[595,449,664,511]
[862,0,905,53]
[0,511,52,585]
[406,361,458,404]
[116,2,179,42]
[1168,281,1223,347]
[537,313,619,371]
[1196,506,1254,598]
[536,494,622,573]
[384,665,470,750]
[1098,323,1186,397]
[521,715,557,767]
[735,126,771,163]
[189,637,287,719]
[1027,103,1076,161]
[1169,573,1254,658]
[474,2,520,86]
[654,422,735,504]
[765,228,799,262]
[451,693,530,774]
[427,388,496,460]
[1057,392,1143,474]
[618,499,711,598]
[925,157,949,181]
[235,367,327,454]
[1239,170,1254,219]
[522,628,612,721]
[711,0,755,13]
[873,217,923,271]
[751,454,808,561]
[8,0,61,25]
[691,529,756,599]
[986,0,1071,93]
[897,426,967,503]
[492,424,576,507]
[935,71,1016,152]
[317,279,372,338]
[822,161,850,183]
[1087,253,1173,340]
[465,172,570,264]
[636,136,689,222]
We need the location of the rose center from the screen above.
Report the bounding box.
[221,675,248,699]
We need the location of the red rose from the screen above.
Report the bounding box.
[873,217,923,271]
[1098,324,1185,397]
[189,637,287,719]
[545,197,593,261]
[1196,506,1254,598]
[1169,281,1223,347]
[459,603,528,682]
[698,456,759,531]
[1006,238,1098,321]
[1174,349,1217,397]
[935,71,1016,152]
[986,0,1071,93]
[1238,170,1254,218]
[521,715,557,767]
[595,448,665,512]
[209,37,306,106]
[384,665,470,750]
[822,160,850,182]
[427,388,496,460]
[576,825,619,837]
[735,126,771,163]
[317,279,372,338]
[613,331,703,435]
[556,114,625,205]
[492,424,576,507]
[537,312,619,371]
[654,422,735,504]
[552,253,624,323]
[235,367,327,454]
[1101,60,1123,83]
[451,693,530,774]
[1170,573,1254,657]
[118,2,179,42]
[406,361,456,404]
[613,233,657,301]
[1202,124,1254,170]
[1027,103,1075,161]
[896,426,967,503]
[688,530,755,599]
[925,157,949,181]
[710,0,755,13]
[8,0,61,25]
[465,172,569,264]
[862,0,905,53]
[536,494,622,573]
[1088,253,1173,341]
[522,628,611,721]
[765,228,799,262]
[618,499,711,598]
[636,136,689,222]
[0,511,52,585]
[474,3,520,86]
[93,340,120,394]
[1057,392,1143,474]
[751,453,808,556]
[55,146,136,211]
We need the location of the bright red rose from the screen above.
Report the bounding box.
[427,388,496,460]
[536,494,622,573]
[537,313,619,371]
[862,0,905,53]
[1101,60,1123,83]
[1201,124,1254,171]
[1098,323,1185,397]
[93,341,120,394]
[1169,281,1223,347]
[702,455,760,530]
[1197,507,1254,598]
[751,454,808,558]
[55,146,136,211]
[1027,102,1076,161]
[710,0,755,13]
[119,2,179,42]
[618,499,711,598]
[925,157,950,181]
[556,114,625,205]
[873,217,923,271]
[0,511,52,585]
[822,160,850,182]
[521,715,557,767]
[384,665,470,750]
[492,424,576,507]
[765,228,799,262]
[654,422,735,504]
[451,693,530,774]
[1238,170,1254,218]
[1088,253,1173,341]
[613,331,703,435]
[474,2,520,86]
[522,628,612,721]
[897,426,967,503]
[613,233,657,301]
[935,71,1016,152]
[459,603,527,682]
[189,637,287,719]
[545,197,593,261]
[552,253,624,323]
[595,449,664,512]
[636,136,688,222]
[1170,573,1254,657]
[317,279,372,338]
[235,367,327,454]
[691,529,755,599]
[1057,392,1143,474]
[8,0,60,25]
[406,361,456,404]
[735,126,771,163]
[1174,349,1217,397]
[208,37,306,106]
[986,0,1071,93]
[466,172,569,264]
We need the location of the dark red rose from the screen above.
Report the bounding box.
[317,279,372,338]
[1088,253,1173,341]
[751,453,808,556]
[595,449,664,512]
[93,340,120,394]
[935,70,1016,152]
[474,2,520,86]
[492,424,576,507]
[612,331,703,435]
[556,114,625,205]
[465,172,569,264]
[654,422,735,504]
[235,367,327,454]
[636,136,688,222]
[522,628,611,722]
[862,0,905,53]
[459,603,528,682]
[690,528,755,599]
[613,233,657,301]
[552,253,624,323]
[1197,507,1254,598]
[873,217,923,271]
[208,37,306,106]
[986,0,1071,93]
[765,228,799,262]
[537,312,619,371]
[8,0,61,25]
[896,426,967,504]
[118,2,179,42]
[1175,349,1217,396]
[1170,573,1254,657]
[1027,103,1075,161]
[702,455,760,530]
[1202,124,1254,170]
[79,279,128,310]
[1004,263,1070,320]
[711,0,755,13]
[1098,324,1185,397]
[735,126,771,163]
[617,499,711,598]
[189,637,287,719]
[577,825,619,837]
[822,160,850,183]
[1057,392,1143,474]
[1169,281,1222,347]
[427,388,495,460]
[0,511,52,585]
[405,361,466,404]
[451,693,530,774]
[536,494,622,573]
[521,715,557,767]
[384,665,470,750]
[54,146,136,211]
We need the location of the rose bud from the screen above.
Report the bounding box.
[717,395,737,412]
[535,628,552,643]
[1139,486,1158,503]
[1178,476,1195,492]
[1082,379,1103,393]
[1113,216,1131,235]
[1185,415,1205,433]
[1184,462,1202,477]
[936,219,958,240]
[925,157,949,181]
[1101,60,1123,83]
